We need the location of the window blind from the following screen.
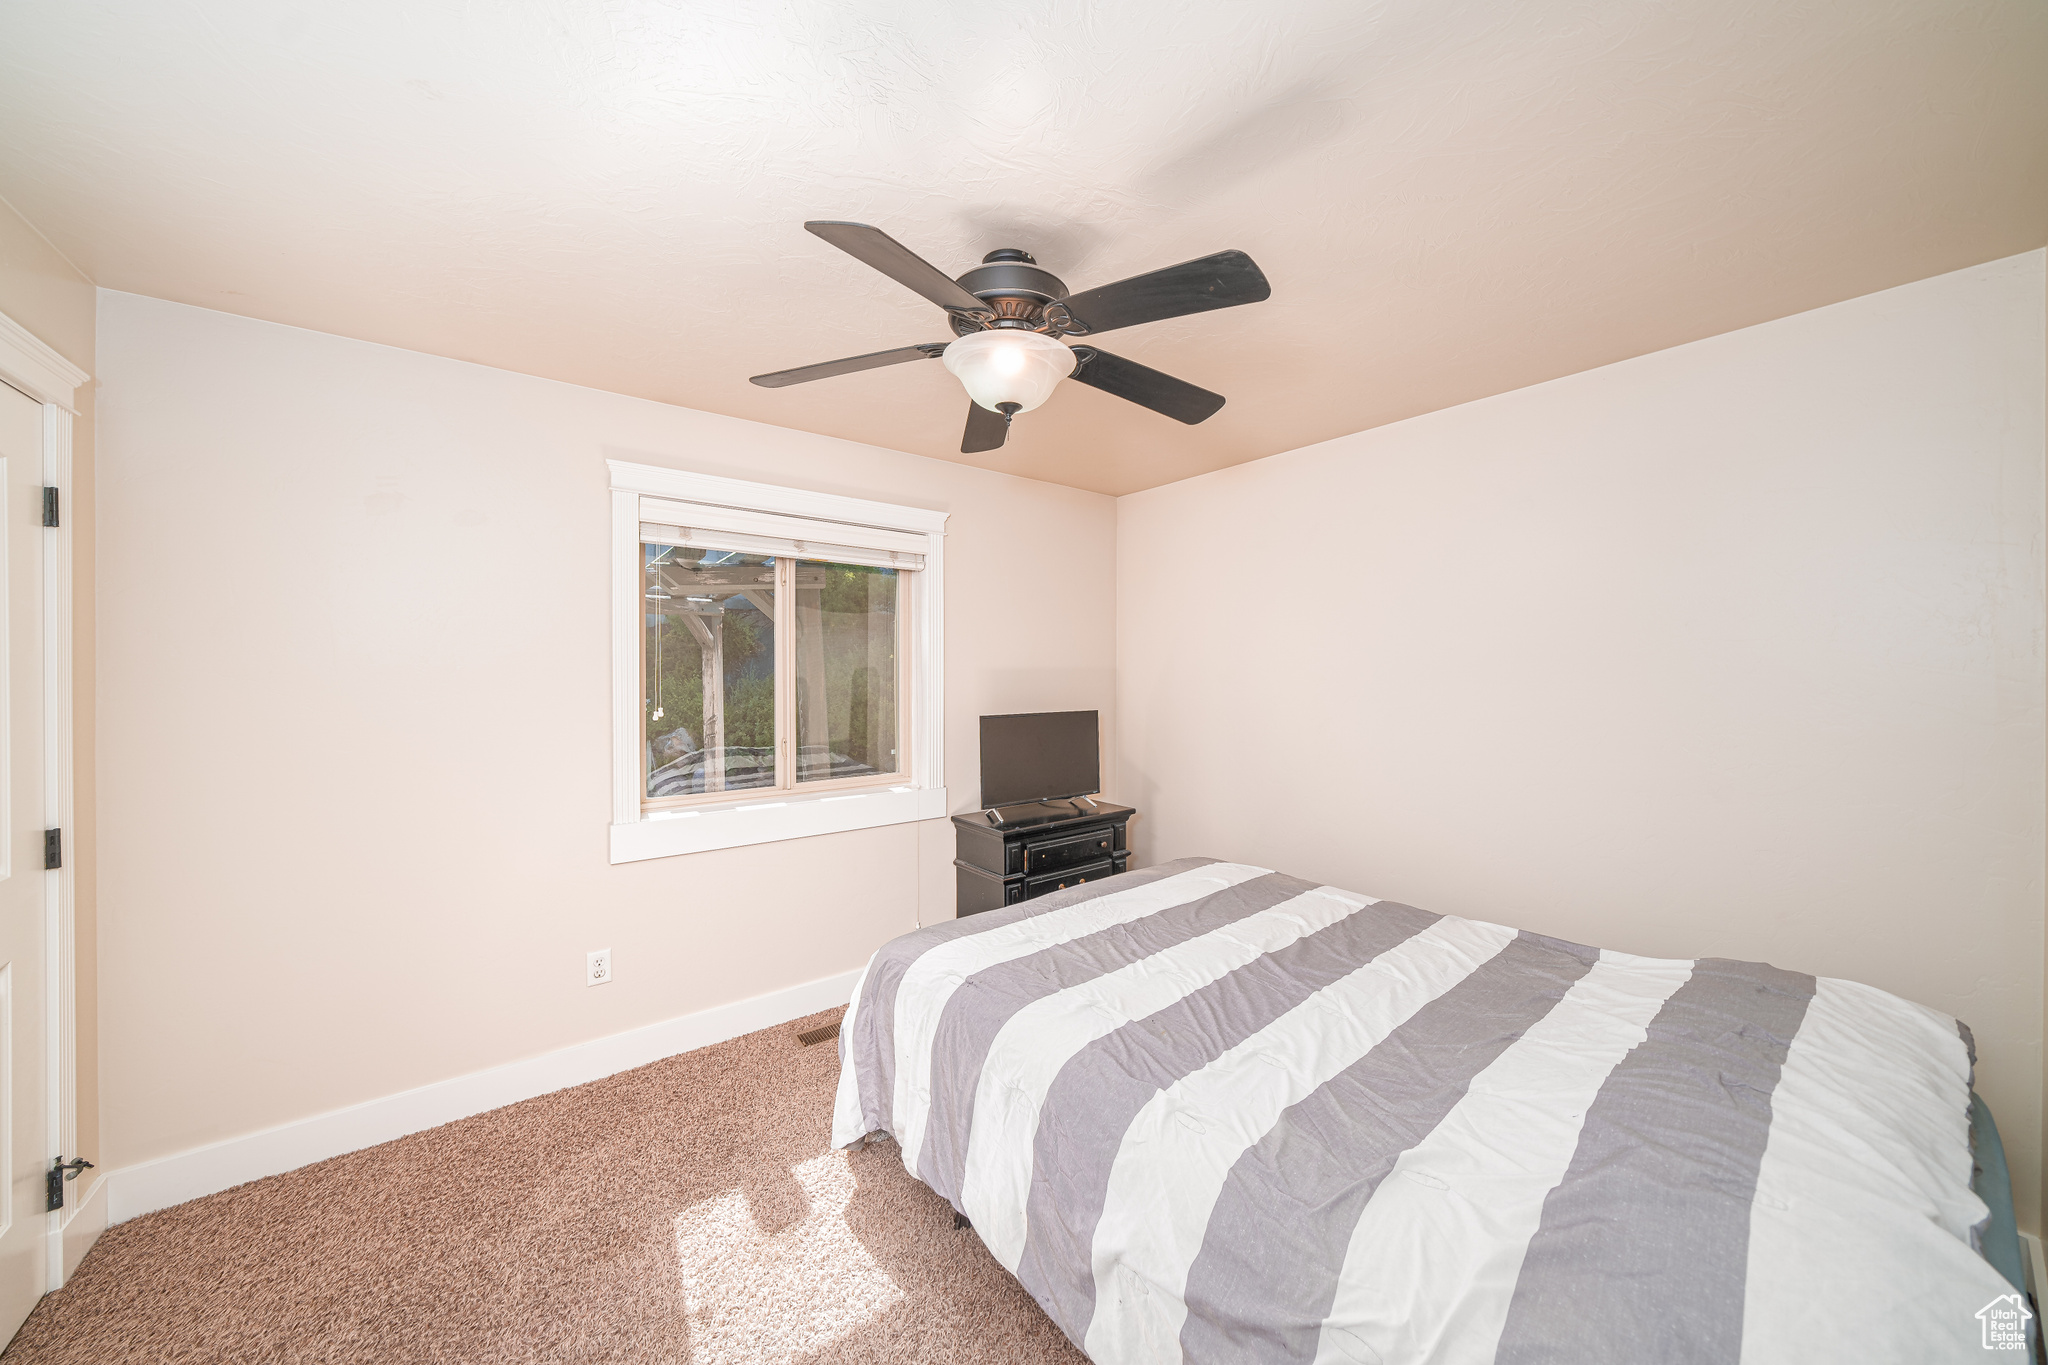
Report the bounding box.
[638,495,926,570]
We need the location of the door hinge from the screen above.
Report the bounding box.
[46,1156,92,1212]
[43,828,60,870]
[41,486,58,528]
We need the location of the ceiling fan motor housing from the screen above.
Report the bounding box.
[951,249,1068,336]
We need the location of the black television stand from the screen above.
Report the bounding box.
[952,801,1135,916]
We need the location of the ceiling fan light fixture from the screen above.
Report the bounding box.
[941,329,1074,415]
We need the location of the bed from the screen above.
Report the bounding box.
[834,857,2034,1364]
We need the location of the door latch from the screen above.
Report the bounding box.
[45,1156,93,1212]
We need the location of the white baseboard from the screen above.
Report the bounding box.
[56,1171,107,1284]
[105,967,862,1226]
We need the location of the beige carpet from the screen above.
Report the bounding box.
[3,1009,1090,1364]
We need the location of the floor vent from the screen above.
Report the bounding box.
[797,1022,841,1047]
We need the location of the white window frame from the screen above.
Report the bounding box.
[609,460,947,863]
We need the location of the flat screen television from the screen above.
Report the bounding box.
[979,710,1100,809]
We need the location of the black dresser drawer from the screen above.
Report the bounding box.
[1024,856,1122,898]
[1024,826,1118,876]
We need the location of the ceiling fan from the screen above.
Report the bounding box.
[749,222,1271,454]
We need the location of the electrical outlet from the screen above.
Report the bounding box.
[586,948,612,987]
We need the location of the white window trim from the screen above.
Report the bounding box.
[609,460,947,863]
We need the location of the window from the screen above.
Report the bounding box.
[610,462,946,862]
[642,547,904,801]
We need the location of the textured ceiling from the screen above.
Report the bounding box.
[2,0,2043,495]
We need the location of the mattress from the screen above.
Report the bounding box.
[834,857,2019,1364]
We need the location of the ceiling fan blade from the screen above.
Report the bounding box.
[805,222,993,319]
[749,343,946,388]
[1051,250,1270,336]
[1069,347,1226,424]
[961,400,1010,453]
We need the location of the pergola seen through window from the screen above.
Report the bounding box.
[643,542,903,804]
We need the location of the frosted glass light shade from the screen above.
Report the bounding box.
[941,330,1075,414]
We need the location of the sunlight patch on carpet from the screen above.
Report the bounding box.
[674,1151,904,1362]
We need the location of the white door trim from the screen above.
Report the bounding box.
[38,399,76,1292]
[0,320,84,417]
[0,308,87,1293]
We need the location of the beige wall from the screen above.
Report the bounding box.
[1117,252,2048,1228]
[0,197,98,1171]
[91,291,1116,1170]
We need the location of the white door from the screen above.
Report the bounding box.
[0,380,45,1335]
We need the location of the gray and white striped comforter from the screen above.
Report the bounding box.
[833,859,2011,1364]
